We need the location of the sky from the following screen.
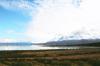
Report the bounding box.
[0,0,100,43]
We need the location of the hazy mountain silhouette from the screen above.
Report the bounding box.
[41,29,100,46]
[42,39,100,46]
[0,42,32,46]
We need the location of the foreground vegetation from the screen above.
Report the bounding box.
[0,48,100,66]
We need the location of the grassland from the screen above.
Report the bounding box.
[0,48,100,66]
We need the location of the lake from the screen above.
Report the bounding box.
[0,44,100,51]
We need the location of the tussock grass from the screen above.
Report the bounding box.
[0,49,100,66]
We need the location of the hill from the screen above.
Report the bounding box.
[42,39,100,46]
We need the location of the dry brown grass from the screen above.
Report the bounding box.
[0,49,100,66]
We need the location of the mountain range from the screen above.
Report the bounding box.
[42,29,100,46]
[0,29,100,46]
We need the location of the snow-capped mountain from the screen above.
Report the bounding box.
[44,29,100,46]
[51,28,100,41]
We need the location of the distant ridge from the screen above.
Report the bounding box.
[42,39,100,46]
[0,42,32,46]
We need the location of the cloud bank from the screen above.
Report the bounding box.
[27,0,82,43]
[27,0,100,43]
[1,0,100,43]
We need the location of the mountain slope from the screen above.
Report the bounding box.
[43,39,100,46]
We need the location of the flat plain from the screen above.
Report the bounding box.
[0,48,100,66]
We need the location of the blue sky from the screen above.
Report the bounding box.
[0,0,35,42]
[0,7,30,32]
[0,0,100,43]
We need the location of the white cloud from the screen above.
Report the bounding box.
[26,0,100,43]
[26,0,82,43]
[1,0,100,43]
[0,29,31,42]
[0,38,17,43]
[0,37,32,43]
[0,0,37,15]
[5,29,15,34]
[1,29,25,35]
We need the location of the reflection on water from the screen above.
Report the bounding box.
[0,45,99,51]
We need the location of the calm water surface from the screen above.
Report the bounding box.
[0,45,99,51]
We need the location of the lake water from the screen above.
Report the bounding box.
[0,45,99,51]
